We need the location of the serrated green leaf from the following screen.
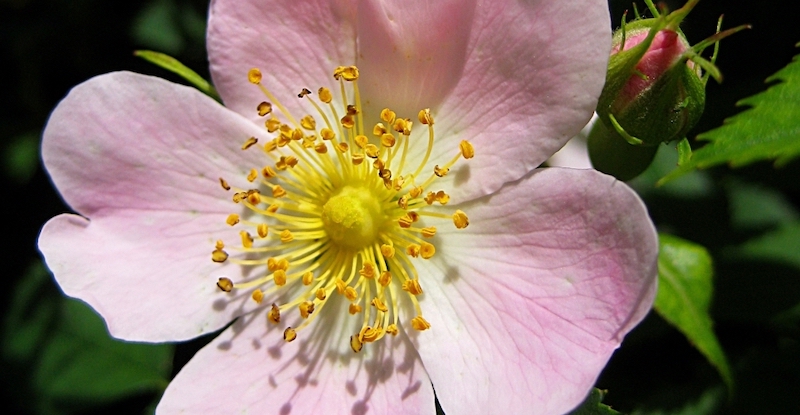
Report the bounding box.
[655,234,733,392]
[659,51,800,184]
[134,50,219,100]
[736,222,800,270]
[567,389,622,415]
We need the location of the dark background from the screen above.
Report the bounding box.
[2,0,799,413]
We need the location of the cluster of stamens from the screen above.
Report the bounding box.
[212,65,473,352]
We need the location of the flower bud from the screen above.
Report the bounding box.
[589,0,749,180]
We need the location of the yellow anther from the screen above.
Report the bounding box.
[460,140,475,159]
[365,144,379,158]
[453,210,469,229]
[361,327,383,343]
[378,271,392,287]
[418,108,434,125]
[380,244,395,258]
[380,108,396,124]
[279,124,293,139]
[276,258,289,271]
[434,165,449,177]
[268,303,281,323]
[378,168,391,181]
[406,244,421,258]
[257,223,269,238]
[315,288,327,301]
[240,230,254,248]
[232,192,247,203]
[283,327,297,342]
[359,263,376,279]
[264,139,278,152]
[333,65,359,81]
[216,277,233,292]
[420,241,435,259]
[226,214,240,226]
[408,211,420,222]
[279,229,294,243]
[291,128,303,141]
[215,240,225,250]
[392,176,405,191]
[302,271,314,286]
[299,301,315,319]
[386,324,399,336]
[371,297,389,312]
[411,316,431,331]
[267,204,279,213]
[410,186,423,198]
[435,190,450,205]
[373,123,387,136]
[318,87,333,103]
[351,153,364,165]
[272,185,287,198]
[334,279,347,294]
[344,286,358,302]
[350,334,363,353]
[242,136,258,150]
[397,195,409,209]
[276,155,298,170]
[349,303,362,314]
[373,158,385,171]
[252,289,264,304]
[398,215,414,228]
[392,118,408,133]
[247,192,261,205]
[314,142,328,153]
[300,115,316,130]
[267,257,280,271]
[341,114,355,129]
[273,269,287,286]
[336,142,349,153]
[421,227,437,238]
[321,128,335,140]
[219,177,231,191]
[354,135,369,149]
[380,133,396,148]
[257,101,272,116]
[247,68,262,84]
[262,166,277,178]
[211,249,228,263]
[403,279,423,295]
[402,120,413,135]
[266,117,281,132]
[424,191,436,205]
[246,168,258,182]
[297,87,311,98]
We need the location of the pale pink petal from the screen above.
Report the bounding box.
[157,298,435,415]
[414,168,658,415]
[39,72,269,341]
[207,0,611,202]
[207,0,358,121]
[547,113,596,169]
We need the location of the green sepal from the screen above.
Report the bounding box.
[588,117,659,181]
[134,50,220,100]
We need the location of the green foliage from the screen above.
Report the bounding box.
[135,50,219,100]
[736,222,800,270]
[3,132,39,184]
[654,234,733,392]
[568,389,622,415]
[661,51,800,184]
[2,262,174,414]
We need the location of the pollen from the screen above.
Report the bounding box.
[210,65,474,352]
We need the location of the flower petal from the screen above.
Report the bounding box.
[157,301,435,415]
[415,168,658,415]
[39,72,268,341]
[207,0,358,120]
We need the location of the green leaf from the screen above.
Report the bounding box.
[726,180,798,230]
[2,261,173,414]
[567,389,622,415]
[659,51,800,184]
[654,234,733,392]
[134,50,219,100]
[736,222,800,270]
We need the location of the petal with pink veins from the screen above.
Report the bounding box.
[157,296,435,415]
[414,168,658,415]
[39,72,270,341]
[207,0,612,202]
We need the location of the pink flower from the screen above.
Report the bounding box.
[39,1,658,414]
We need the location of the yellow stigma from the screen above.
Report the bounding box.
[211,65,474,352]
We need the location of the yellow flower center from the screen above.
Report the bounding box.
[213,65,473,352]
